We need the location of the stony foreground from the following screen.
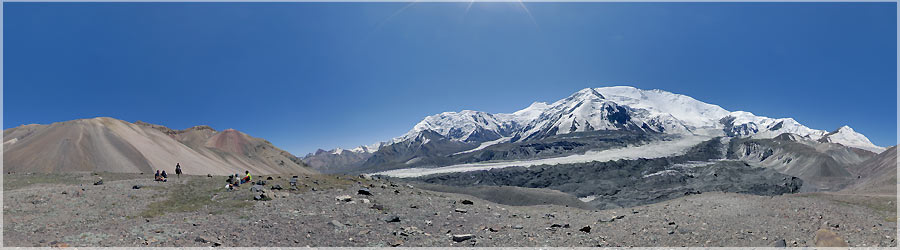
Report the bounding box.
[3,172,896,247]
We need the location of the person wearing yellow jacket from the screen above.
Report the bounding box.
[241,170,252,184]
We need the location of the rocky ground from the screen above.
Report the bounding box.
[3,172,896,247]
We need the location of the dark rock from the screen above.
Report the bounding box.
[389,239,403,247]
[266,176,273,180]
[460,199,474,205]
[579,226,591,233]
[371,204,385,210]
[207,174,212,178]
[132,185,142,189]
[93,180,103,185]
[358,188,373,196]
[270,185,283,190]
[195,237,209,243]
[383,215,400,223]
[256,180,266,186]
[452,234,474,242]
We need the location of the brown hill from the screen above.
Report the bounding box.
[3,117,314,175]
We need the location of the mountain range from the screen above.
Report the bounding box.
[304,86,886,175]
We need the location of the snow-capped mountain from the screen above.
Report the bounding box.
[386,86,882,152]
[306,86,885,172]
[514,88,692,141]
[818,126,886,153]
[400,110,515,143]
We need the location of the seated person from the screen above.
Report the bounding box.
[240,171,252,184]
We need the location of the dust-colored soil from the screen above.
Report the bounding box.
[3,173,896,247]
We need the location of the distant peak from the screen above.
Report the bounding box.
[837,125,854,132]
[572,88,606,100]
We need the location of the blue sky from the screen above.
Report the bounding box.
[4,2,897,155]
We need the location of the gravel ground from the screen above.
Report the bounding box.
[3,173,896,247]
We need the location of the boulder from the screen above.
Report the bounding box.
[772,239,787,247]
[814,229,849,247]
[358,188,373,196]
[460,199,474,205]
[383,215,401,223]
[451,234,474,242]
[335,195,352,202]
[253,194,270,201]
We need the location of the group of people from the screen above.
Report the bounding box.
[154,163,183,182]
[225,171,253,190]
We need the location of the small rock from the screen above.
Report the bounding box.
[371,204,385,210]
[358,188,373,196]
[266,176,274,180]
[329,220,345,228]
[389,239,403,247]
[195,237,209,243]
[361,198,370,204]
[512,225,524,230]
[451,234,474,242]
[383,215,400,223]
[250,185,265,193]
[270,185,283,190]
[409,205,418,209]
[132,185,142,189]
[460,199,474,205]
[579,226,591,233]
[455,208,468,213]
